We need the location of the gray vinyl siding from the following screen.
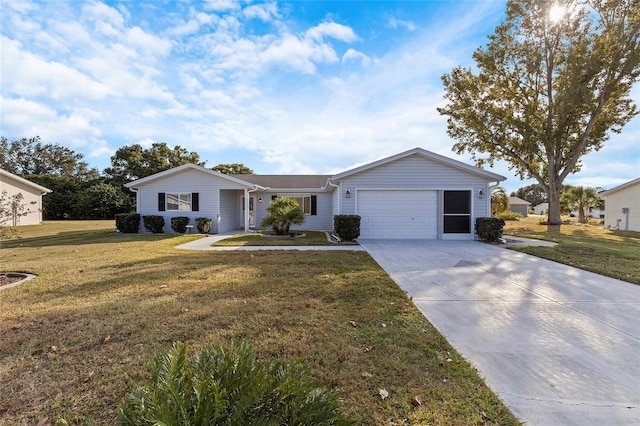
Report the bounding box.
[134,169,247,233]
[335,154,494,237]
[253,191,333,231]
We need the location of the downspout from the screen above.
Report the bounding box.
[129,187,140,213]
[327,179,340,235]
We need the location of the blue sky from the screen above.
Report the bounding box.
[1,0,638,193]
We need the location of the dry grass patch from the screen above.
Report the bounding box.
[505,216,640,284]
[1,221,518,425]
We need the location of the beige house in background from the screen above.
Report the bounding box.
[0,169,51,226]
[600,178,640,232]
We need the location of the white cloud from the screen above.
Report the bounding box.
[305,22,358,42]
[126,26,172,58]
[387,17,417,32]
[342,48,372,66]
[243,2,279,22]
[203,0,240,12]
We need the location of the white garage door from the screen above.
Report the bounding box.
[357,190,438,239]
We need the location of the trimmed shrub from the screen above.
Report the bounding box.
[116,341,353,426]
[476,217,505,242]
[115,213,140,234]
[195,217,212,234]
[495,211,523,221]
[171,216,190,233]
[142,215,165,233]
[334,215,361,241]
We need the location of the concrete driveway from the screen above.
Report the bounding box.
[359,239,640,426]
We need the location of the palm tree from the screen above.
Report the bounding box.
[491,186,509,215]
[560,186,604,223]
[260,197,305,235]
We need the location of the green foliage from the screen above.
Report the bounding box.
[260,197,305,235]
[75,183,133,219]
[195,217,212,234]
[438,0,640,225]
[491,186,509,215]
[333,215,361,241]
[104,142,204,185]
[0,190,32,238]
[171,216,190,233]
[475,217,506,242]
[142,215,165,233]
[511,184,548,207]
[211,163,254,175]
[115,213,140,234]
[496,211,524,221]
[116,341,353,426]
[0,136,99,179]
[561,186,604,223]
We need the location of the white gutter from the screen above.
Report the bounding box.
[128,187,140,213]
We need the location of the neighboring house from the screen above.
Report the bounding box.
[125,147,506,239]
[0,169,51,226]
[599,178,640,232]
[509,196,531,217]
[533,202,548,215]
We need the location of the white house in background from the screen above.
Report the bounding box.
[533,202,549,215]
[125,147,506,239]
[599,178,640,232]
[0,169,51,226]
[509,196,531,217]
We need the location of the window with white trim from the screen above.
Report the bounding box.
[276,193,314,215]
[167,193,192,211]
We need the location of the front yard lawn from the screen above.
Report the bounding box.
[505,216,640,284]
[0,221,519,425]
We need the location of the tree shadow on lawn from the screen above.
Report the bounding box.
[0,230,189,249]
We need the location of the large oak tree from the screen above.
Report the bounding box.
[439,0,640,224]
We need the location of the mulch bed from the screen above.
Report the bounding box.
[0,273,28,287]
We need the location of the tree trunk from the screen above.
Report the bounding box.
[578,208,587,223]
[547,177,562,225]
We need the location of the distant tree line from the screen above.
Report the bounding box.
[0,136,253,220]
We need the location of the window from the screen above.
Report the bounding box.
[443,190,471,233]
[275,194,317,215]
[158,193,199,212]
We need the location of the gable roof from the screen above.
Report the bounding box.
[124,163,263,189]
[599,177,640,197]
[509,196,531,206]
[235,174,331,190]
[329,147,506,182]
[0,169,52,194]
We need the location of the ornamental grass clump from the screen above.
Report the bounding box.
[117,341,353,426]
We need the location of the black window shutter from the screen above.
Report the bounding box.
[271,195,277,201]
[311,195,317,215]
[192,193,199,211]
[158,193,165,211]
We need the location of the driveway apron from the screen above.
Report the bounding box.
[359,239,640,426]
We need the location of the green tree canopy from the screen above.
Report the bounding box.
[0,136,99,180]
[510,184,548,207]
[104,142,204,185]
[211,163,254,175]
[439,0,640,225]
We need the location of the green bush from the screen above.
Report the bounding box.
[495,211,523,221]
[475,217,505,242]
[115,213,140,234]
[195,217,212,234]
[116,341,353,426]
[171,216,190,233]
[260,197,305,235]
[142,215,165,233]
[333,215,361,241]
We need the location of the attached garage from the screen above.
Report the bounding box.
[357,190,437,239]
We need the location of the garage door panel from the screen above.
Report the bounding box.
[357,190,437,239]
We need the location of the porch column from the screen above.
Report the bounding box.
[244,188,250,233]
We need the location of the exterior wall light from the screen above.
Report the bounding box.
[258,196,263,204]
[478,189,484,199]
[345,188,351,198]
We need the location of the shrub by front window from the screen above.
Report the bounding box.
[142,215,165,233]
[170,216,190,233]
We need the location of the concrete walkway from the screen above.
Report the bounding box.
[175,233,365,251]
[359,239,640,426]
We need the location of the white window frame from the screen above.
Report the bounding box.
[277,193,312,215]
[167,193,192,211]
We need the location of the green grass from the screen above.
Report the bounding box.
[505,216,640,284]
[212,230,354,246]
[0,221,519,425]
